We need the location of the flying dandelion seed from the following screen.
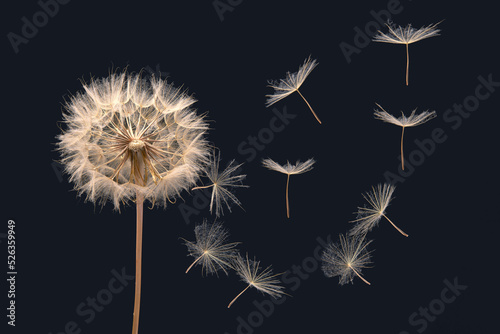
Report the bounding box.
[349,183,408,237]
[56,71,210,334]
[192,149,248,217]
[372,21,441,85]
[266,56,321,124]
[321,233,374,285]
[228,253,286,308]
[262,158,315,218]
[181,220,240,276]
[374,103,436,170]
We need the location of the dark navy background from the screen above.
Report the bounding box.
[3,0,499,333]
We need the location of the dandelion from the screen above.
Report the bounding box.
[56,71,209,334]
[266,56,321,124]
[181,220,240,275]
[228,253,285,308]
[262,158,315,218]
[372,21,441,85]
[192,150,248,217]
[374,103,436,170]
[321,233,374,285]
[349,183,408,237]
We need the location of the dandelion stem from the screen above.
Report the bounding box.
[285,174,290,218]
[401,126,405,170]
[405,43,409,86]
[132,192,144,334]
[185,253,205,274]
[228,284,251,308]
[350,265,371,285]
[382,214,408,237]
[296,89,321,124]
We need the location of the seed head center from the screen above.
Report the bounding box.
[129,139,145,152]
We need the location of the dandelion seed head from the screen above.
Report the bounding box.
[182,220,240,276]
[349,183,396,236]
[193,150,248,217]
[372,22,441,45]
[321,233,373,285]
[234,253,285,298]
[374,104,437,128]
[262,158,315,175]
[57,71,210,210]
[265,56,318,107]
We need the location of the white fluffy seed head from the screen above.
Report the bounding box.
[349,183,396,236]
[372,21,441,45]
[182,220,240,276]
[234,253,285,298]
[194,150,248,217]
[261,158,315,175]
[265,56,318,107]
[374,103,436,128]
[321,233,374,285]
[56,71,210,210]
